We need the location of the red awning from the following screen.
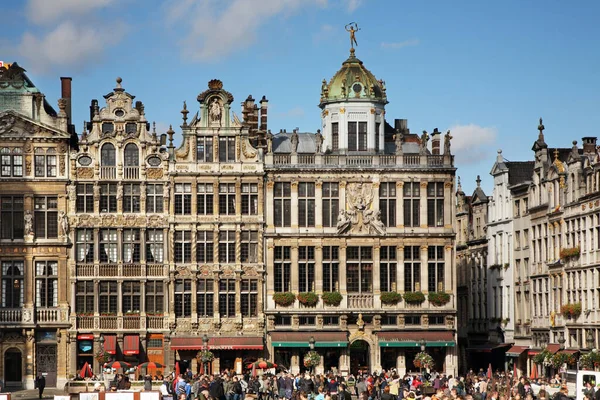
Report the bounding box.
[124,334,139,355]
[546,344,561,354]
[506,346,529,357]
[529,349,540,356]
[559,349,579,355]
[103,334,117,355]
[170,337,263,350]
[78,334,94,340]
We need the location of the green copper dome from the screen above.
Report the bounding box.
[319,49,388,108]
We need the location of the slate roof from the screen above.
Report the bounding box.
[505,161,534,186]
[272,132,420,154]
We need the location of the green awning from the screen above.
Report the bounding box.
[272,341,348,348]
[379,341,455,348]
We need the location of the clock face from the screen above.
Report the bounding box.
[352,83,362,94]
[78,155,92,166]
[147,156,162,167]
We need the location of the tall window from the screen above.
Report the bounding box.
[174,279,191,317]
[403,182,420,227]
[323,246,339,292]
[101,143,116,166]
[122,281,141,313]
[219,279,236,317]
[404,246,421,292]
[375,122,381,151]
[219,137,236,162]
[123,143,139,167]
[196,231,214,263]
[218,231,235,263]
[427,182,444,227]
[34,196,58,238]
[241,231,258,263]
[34,148,57,177]
[298,182,315,227]
[380,246,397,292]
[197,137,214,162]
[241,279,258,317]
[196,279,214,317]
[197,183,214,215]
[76,229,94,263]
[274,246,291,292]
[322,182,339,228]
[145,281,164,314]
[1,260,23,307]
[99,229,118,263]
[174,183,192,215]
[348,121,367,151]
[146,184,163,213]
[241,183,258,215]
[122,229,141,263]
[100,183,117,213]
[331,123,339,151]
[219,183,236,215]
[379,182,396,227]
[35,261,58,307]
[146,229,164,263]
[76,184,94,213]
[174,231,192,263]
[347,246,373,293]
[298,246,315,292]
[274,182,291,227]
[123,184,140,213]
[99,282,117,313]
[75,281,94,313]
[1,147,23,177]
[1,196,24,239]
[428,246,445,292]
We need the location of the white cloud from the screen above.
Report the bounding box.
[26,0,117,25]
[164,0,327,62]
[17,21,126,73]
[313,24,335,43]
[343,0,362,12]
[381,39,420,49]
[447,124,497,165]
[276,107,305,118]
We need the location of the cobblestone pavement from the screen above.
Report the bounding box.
[8,389,70,400]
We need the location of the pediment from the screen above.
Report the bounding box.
[0,111,69,139]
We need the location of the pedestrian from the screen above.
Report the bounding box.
[35,374,46,399]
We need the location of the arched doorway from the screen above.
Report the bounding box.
[350,340,370,375]
[5,348,22,388]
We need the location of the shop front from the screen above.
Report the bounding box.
[35,331,58,387]
[270,332,348,374]
[506,345,529,377]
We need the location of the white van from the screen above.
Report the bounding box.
[542,370,600,400]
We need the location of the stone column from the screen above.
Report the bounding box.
[445,245,453,294]
[291,245,299,292]
[444,181,453,228]
[420,181,428,228]
[315,181,323,229]
[266,181,274,228]
[368,107,376,151]
[291,181,299,229]
[315,245,323,294]
[24,330,35,389]
[213,183,219,215]
[373,245,381,294]
[266,242,274,296]
[235,180,242,218]
[419,245,428,292]
[339,244,347,296]
[396,182,404,228]
[339,181,347,215]
[191,182,197,215]
[372,181,380,215]
[397,245,405,292]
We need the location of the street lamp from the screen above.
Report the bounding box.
[202,334,209,375]
[99,336,105,378]
[419,339,426,376]
[308,336,316,374]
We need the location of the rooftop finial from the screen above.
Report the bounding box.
[554,148,559,160]
[538,117,545,141]
[476,175,481,187]
[181,101,189,127]
[457,176,462,192]
[116,77,123,89]
[345,22,360,55]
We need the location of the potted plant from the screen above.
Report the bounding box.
[273,292,296,307]
[428,292,451,306]
[95,349,111,364]
[532,348,551,365]
[413,352,434,370]
[297,292,319,307]
[560,246,580,260]
[196,350,215,363]
[579,351,600,370]
[403,291,426,304]
[322,291,343,306]
[380,292,402,305]
[303,351,321,368]
[560,303,582,319]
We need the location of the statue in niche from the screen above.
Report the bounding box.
[59,211,69,237]
[315,130,323,154]
[336,209,352,233]
[266,130,274,154]
[420,130,429,155]
[209,98,222,125]
[444,131,452,154]
[290,130,299,153]
[24,211,33,235]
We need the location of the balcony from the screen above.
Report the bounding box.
[347,294,373,309]
[75,263,168,278]
[297,154,315,164]
[100,166,117,179]
[36,308,62,323]
[0,308,22,323]
[123,167,139,180]
[123,315,140,330]
[267,153,453,168]
[75,315,167,331]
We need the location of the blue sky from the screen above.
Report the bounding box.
[1,0,599,195]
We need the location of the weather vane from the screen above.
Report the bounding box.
[345,22,360,51]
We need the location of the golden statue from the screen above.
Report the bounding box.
[345,22,360,49]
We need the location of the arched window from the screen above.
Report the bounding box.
[101,143,116,166]
[124,143,139,167]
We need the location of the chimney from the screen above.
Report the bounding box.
[582,137,597,156]
[260,96,268,132]
[431,128,441,155]
[394,119,408,133]
[60,77,72,126]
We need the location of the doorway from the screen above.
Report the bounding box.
[36,345,57,387]
[349,340,370,375]
[5,348,22,388]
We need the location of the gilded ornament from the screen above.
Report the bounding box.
[242,139,257,158]
[147,168,164,179]
[77,167,94,179]
[175,137,190,158]
[339,108,345,114]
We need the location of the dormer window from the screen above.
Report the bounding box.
[102,123,114,135]
[126,123,137,135]
[348,121,367,151]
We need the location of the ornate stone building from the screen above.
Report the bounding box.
[0,63,73,389]
[264,48,458,375]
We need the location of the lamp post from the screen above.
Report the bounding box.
[558,331,566,382]
[419,339,426,376]
[202,334,209,375]
[99,336,105,379]
[308,336,316,374]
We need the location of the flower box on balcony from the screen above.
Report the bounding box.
[273,292,296,307]
[100,313,116,317]
[321,291,343,306]
[146,313,164,317]
[560,302,582,319]
[428,292,451,306]
[124,311,140,316]
[380,292,402,305]
[560,246,580,260]
[297,292,318,307]
[403,291,425,304]
[77,313,94,317]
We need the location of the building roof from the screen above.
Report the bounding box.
[506,161,534,186]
